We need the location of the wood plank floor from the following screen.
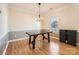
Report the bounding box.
[5,36,79,55]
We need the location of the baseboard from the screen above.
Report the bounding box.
[9,37,29,42]
[0,32,8,55]
[2,41,9,55]
[2,37,29,55]
[50,36,59,40]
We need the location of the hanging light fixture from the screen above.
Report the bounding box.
[35,3,41,21]
[35,3,44,21]
[36,3,41,21]
[38,3,41,19]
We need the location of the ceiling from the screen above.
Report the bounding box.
[8,3,70,15]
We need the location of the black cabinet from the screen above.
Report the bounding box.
[59,30,67,43]
[67,30,77,46]
[59,30,77,46]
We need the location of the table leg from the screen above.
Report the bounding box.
[32,36,36,49]
[29,36,31,44]
[48,33,50,43]
[42,34,44,40]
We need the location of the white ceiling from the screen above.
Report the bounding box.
[8,3,70,15]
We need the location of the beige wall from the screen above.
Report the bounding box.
[43,4,79,30]
[8,6,44,31]
[8,4,79,31]
[0,4,8,39]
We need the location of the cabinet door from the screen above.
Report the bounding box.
[67,30,77,46]
[59,30,67,43]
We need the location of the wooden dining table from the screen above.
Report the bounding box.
[26,29,52,49]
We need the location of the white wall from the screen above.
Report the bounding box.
[0,3,8,39]
[0,4,2,36]
[8,6,42,31]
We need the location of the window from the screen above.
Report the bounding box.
[51,16,58,33]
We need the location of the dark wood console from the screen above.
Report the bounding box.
[59,29,77,46]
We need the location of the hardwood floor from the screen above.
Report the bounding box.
[5,35,79,55]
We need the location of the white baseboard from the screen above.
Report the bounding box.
[50,36,59,40]
[3,41,9,55]
[9,37,29,43]
[2,37,29,55]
